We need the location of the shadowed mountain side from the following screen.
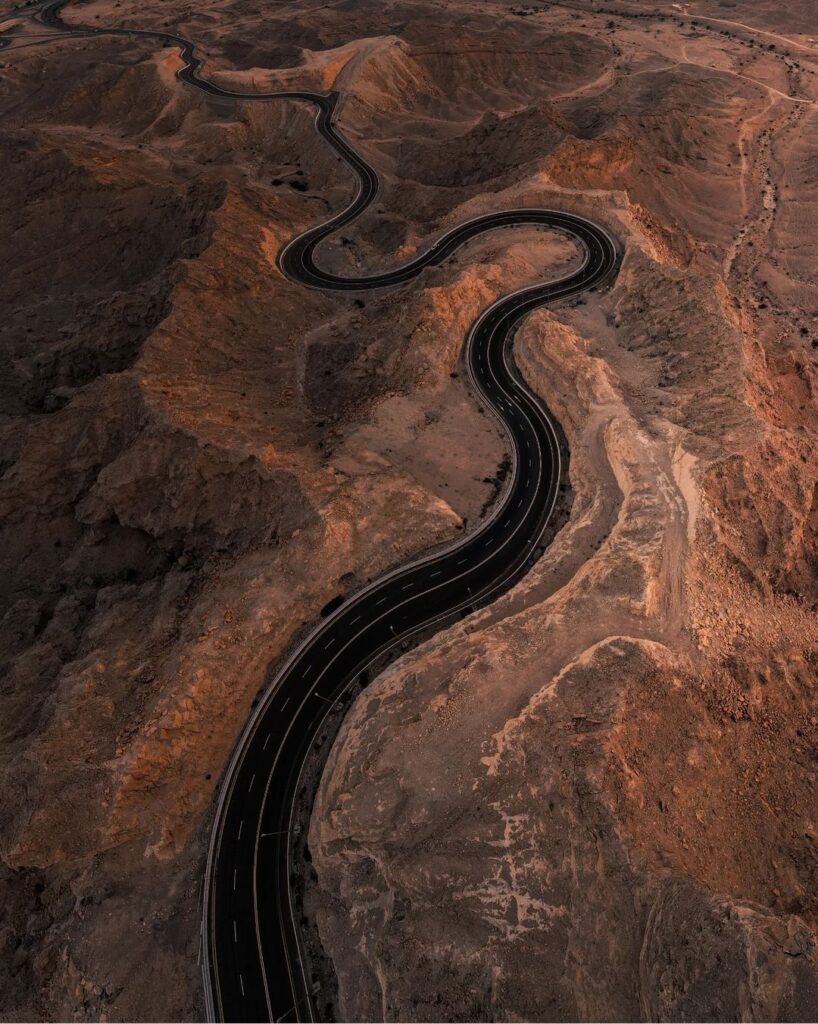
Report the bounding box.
[1,0,817,1019]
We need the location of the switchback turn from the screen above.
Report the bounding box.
[33,6,621,1019]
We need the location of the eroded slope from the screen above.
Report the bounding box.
[1,0,816,1020]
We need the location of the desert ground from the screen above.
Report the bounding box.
[1,0,817,1019]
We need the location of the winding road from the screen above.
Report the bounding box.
[27,4,621,1020]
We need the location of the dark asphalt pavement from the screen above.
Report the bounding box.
[35,5,621,1020]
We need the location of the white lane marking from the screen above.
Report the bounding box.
[276,297,553,714]
[375,596,387,606]
[233,869,237,891]
[430,570,442,578]
[324,637,335,650]
[233,920,238,943]
[224,226,607,1012]
[282,697,290,710]
[349,615,361,625]
[402,582,413,590]
[239,974,245,998]
[217,206,614,1022]
[237,820,243,841]
[248,774,256,794]
[262,733,271,750]
[254,322,571,1019]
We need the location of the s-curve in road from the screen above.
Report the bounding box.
[32,3,622,1020]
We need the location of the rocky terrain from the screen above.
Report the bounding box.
[1,0,816,1019]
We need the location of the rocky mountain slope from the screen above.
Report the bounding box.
[1,0,816,1019]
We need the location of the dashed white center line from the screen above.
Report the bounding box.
[201,206,610,1007]
[233,869,237,891]
[248,774,256,794]
[262,733,271,750]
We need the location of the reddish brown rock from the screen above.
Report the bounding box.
[1,0,817,1019]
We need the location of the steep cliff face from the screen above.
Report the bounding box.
[2,0,817,1020]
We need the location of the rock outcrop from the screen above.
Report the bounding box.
[1,0,816,1019]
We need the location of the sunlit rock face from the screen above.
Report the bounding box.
[1,0,817,1019]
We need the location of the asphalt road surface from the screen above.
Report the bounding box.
[34,5,622,1020]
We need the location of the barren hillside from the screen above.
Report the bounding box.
[1,0,816,1020]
